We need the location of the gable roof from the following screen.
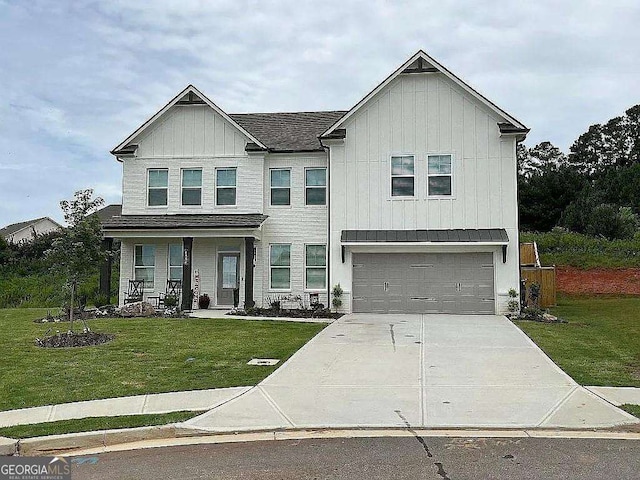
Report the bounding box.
[321,50,528,139]
[0,217,62,238]
[230,111,347,152]
[111,85,267,156]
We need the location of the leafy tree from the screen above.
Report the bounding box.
[47,189,106,331]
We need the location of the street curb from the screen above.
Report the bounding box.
[0,436,17,456]
[7,423,640,457]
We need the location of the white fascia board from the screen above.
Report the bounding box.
[322,50,527,137]
[104,228,262,239]
[111,85,266,156]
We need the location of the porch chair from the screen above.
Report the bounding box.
[158,279,182,308]
[124,279,145,304]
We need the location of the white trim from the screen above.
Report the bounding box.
[104,228,262,239]
[304,167,327,206]
[133,244,156,291]
[181,168,203,206]
[112,85,266,155]
[269,243,292,291]
[426,154,454,198]
[322,50,527,137]
[215,167,238,207]
[146,168,169,208]
[269,167,291,207]
[304,243,327,291]
[390,154,416,199]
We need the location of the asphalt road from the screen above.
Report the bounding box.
[70,436,640,480]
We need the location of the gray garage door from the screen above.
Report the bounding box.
[352,252,495,314]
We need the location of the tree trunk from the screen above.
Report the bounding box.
[69,280,75,333]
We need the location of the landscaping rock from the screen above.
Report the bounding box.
[117,301,156,317]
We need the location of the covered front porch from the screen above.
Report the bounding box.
[101,214,267,310]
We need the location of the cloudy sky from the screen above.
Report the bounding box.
[1,0,639,226]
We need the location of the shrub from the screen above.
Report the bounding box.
[331,283,343,311]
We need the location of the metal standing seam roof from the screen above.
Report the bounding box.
[102,214,268,230]
[229,111,347,152]
[341,229,509,243]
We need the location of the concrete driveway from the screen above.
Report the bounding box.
[187,314,637,431]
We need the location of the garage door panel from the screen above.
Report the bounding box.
[351,253,495,314]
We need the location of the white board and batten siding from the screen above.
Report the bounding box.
[122,105,263,215]
[329,72,520,313]
[257,153,329,307]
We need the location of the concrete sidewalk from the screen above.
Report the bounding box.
[0,387,250,428]
[587,386,640,406]
[186,314,638,432]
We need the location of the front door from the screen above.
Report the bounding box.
[217,253,240,306]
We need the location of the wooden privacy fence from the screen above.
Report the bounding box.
[521,266,557,308]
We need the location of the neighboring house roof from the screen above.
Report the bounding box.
[0,217,62,239]
[91,204,122,224]
[102,214,268,230]
[230,111,347,152]
[321,50,529,141]
[341,229,509,244]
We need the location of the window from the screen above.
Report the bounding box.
[148,169,168,206]
[391,156,415,197]
[269,244,291,290]
[168,244,182,281]
[182,169,202,205]
[216,168,237,206]
[305,245,326,290]
[270,169,290,206]
[305,168,326,205]
[134,245,156,289]
[427,155,453,196]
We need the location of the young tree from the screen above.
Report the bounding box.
[47,189,106,332]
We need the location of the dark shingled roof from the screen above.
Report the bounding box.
[229,111,347,152]
[0,217,60,238]
[341,229,509,243]
[91,204,122,224]
[102,214,268,230]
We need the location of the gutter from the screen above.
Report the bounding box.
[318,137,331,307]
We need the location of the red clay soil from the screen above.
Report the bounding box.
[557,266,640,295]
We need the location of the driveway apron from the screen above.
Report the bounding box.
[187,314,637,431]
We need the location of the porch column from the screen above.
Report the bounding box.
[99,238,113,303]
[244,237,255,308]
[181,237,193,311]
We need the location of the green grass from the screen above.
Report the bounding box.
[0,411,201,439]
[515,295,640,387]
[0,308,325,411]
[620,404,640,418]
[520,231,640,268]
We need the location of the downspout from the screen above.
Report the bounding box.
[319,138,331,307]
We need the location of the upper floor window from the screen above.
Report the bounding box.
[182,169,202,206]
[134,245,156,289]
[305,244,327,290]
[391,156,414,197]
[168,244,183,281]
[216,168,237,206]
[269,244,291,290]
[427,155,452,196]
[147,169,168,206]
[305,168,326,205]
[270,169,291,206]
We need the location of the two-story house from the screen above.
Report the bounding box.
[103,50,528,314]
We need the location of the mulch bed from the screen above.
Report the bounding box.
[35,332,115,348]
[231,308,343,320]
[557,266,640,295]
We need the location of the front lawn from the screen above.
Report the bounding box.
[515,295,640,387]
[0,308,325,411]
[0,411,201,439]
